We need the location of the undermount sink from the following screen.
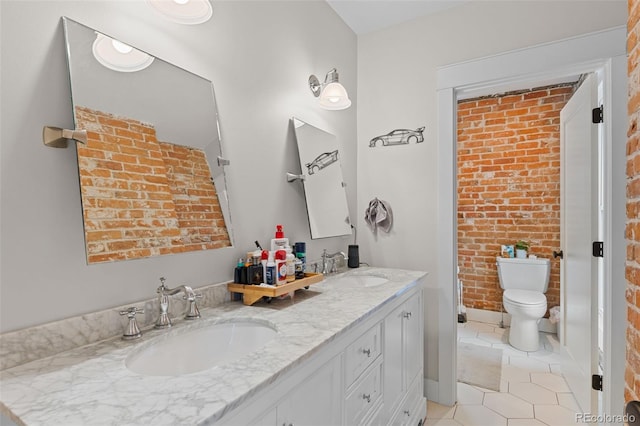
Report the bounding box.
[331,275,389,288]
[125,320,277,376]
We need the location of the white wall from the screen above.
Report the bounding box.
[0,0,357,333]
[356,1,627,385]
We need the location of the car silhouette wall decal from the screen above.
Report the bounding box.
[369,126,425,147]
[305,149,339,175]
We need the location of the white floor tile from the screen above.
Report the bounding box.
[478,331,509,345]
[459,337,492,348]
[425,418,464,426]
[493,343,528,358]
[457,382,485,405]
[527,349,566,365]
[464,322,497,334]
[458,327,480,339]
[501,364,532,383]
[428,400,456,419]
[509,356,551,374]
[453,320,581,426]
[484,393,534,419]
[454,405,507,426]
[533,404,579,426]
[507,419,548,426]
[508,382,558,405]
[530,373,571,393]
[556,393,580,412]
[549,363,562,376]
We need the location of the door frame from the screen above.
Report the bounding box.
[434,27,627,418]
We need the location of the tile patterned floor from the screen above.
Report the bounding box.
[426,320,581,426]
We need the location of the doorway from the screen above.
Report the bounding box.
[435,27,627,418]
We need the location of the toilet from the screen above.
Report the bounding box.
[496,256,550,352]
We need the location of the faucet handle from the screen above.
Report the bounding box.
[183,293,202,320]
[119,307,144,340]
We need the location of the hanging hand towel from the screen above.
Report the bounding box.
[364,197,393,233]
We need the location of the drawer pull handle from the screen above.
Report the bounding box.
[403,311,412,319]
[363,393,371,403]
[362,348,371,357]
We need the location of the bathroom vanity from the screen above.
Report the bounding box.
[0,268,426,425]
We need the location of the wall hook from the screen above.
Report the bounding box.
[286,172,305,183]
[42,126,87,148]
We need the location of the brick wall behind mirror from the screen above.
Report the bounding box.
[62,18,233,264]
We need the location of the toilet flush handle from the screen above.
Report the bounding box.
[553,250,563,259]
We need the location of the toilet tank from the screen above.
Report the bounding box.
[496,257,550,292]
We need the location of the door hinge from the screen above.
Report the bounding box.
[592,241,603,258]
[592,374,603,391]
[592,105,603,124]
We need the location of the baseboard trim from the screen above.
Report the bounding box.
[465,307,557,334]
[425,378,441,403]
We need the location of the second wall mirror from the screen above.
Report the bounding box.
[291,118,352,239]
[62,17,233,264]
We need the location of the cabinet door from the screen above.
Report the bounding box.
[382,303,405,422]
[404,292,423,383]
[277,355,342,426]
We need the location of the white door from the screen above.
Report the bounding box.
[559,73,600,413]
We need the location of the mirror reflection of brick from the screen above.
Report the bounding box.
[75,106,230,264]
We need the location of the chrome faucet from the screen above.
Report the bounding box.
[321,249,348,274]
[155,277,202,329]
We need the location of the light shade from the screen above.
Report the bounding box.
[309,68,351,111]
[147,0,213,25]
[319,82,351,110]
[92,33,154,73]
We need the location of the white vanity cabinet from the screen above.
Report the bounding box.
[222,283,425,426]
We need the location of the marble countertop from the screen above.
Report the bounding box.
[0,267,426,426]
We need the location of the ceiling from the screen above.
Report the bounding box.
[326,0,469,35]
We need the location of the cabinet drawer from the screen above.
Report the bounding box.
[346,358,383,426]
[345,322,382,386]
[391,373,425,426]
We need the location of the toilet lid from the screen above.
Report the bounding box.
[503,289,546,306]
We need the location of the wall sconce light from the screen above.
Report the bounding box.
[42,126,87,148]
[308,68,352,110]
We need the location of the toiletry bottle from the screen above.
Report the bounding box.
[271,225,289,251]
[348,245,360,268]
[294,257,304,279]
[285,247,295,282]
[234,258,248,284]
[248,255,263,285]
[234,258,245,283]
[261,250,269,284]
[266,254,276,286]
[275,249,287,285]
[294,242,306,275]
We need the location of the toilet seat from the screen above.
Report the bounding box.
[503,289,546,307]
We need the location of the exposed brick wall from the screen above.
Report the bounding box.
[457,84,575,314]
[627,0,640,403]
[75,106,230,263]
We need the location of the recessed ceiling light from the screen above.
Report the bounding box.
[147,0,213,25]
[92,33,154,73]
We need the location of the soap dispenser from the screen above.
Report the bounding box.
[270,225,289,251]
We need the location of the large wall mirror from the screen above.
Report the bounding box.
[291,118,352,239]
[62,17,233,264]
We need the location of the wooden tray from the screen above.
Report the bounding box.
[227,273,324,306]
